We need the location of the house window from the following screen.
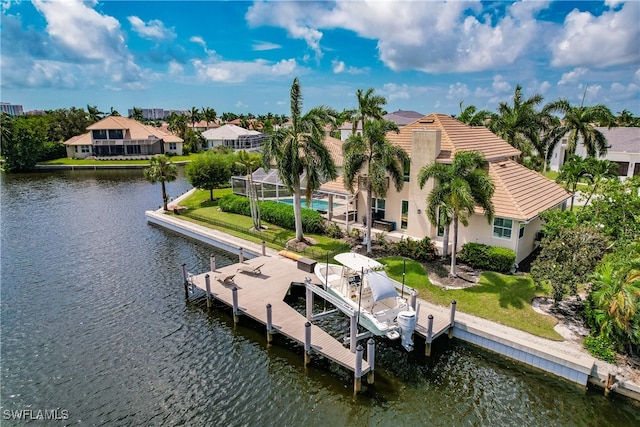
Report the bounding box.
[371,197,385,220]
[169,143,177,150]
[92,129,107,139]
[81,145,90,153]
[519,223,526,239]
[401,200,408,229]
[612,161,629,176]
[493,217,513,239]
[108,129,124,139]
[634,163,640,177]
[126,145,141,154]
[403,160,410,182]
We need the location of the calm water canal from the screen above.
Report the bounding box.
[1,169,638,426]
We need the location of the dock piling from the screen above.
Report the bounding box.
[425,314,434,357]
[266,304,273,343]
[261,241,266,256]
[354,344,363,393]
[182,263,188,299]
[239,247,244,264]
[449,300,457,338]
[305,278,313,321]
[210,255,216,272]
[410,290,417,311]
[367,338,375,384]
[232,286,239,324]
[205,274,212,309]
[304,321,311,366]
[350,314,357,353]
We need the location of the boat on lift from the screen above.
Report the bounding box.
[314,252,417,351]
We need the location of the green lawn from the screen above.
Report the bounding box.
[40,154,197,165]
[380,257,562,341]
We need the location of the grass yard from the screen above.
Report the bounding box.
[40,154,198,166]
[381,257,562,341]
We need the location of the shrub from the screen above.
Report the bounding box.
[391,237,437,262]
[458,242,515,273]
[219,194,250,216]
[325,222,344,239]
[583,333,617,363]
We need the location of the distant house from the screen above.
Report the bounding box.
[338,110,424,141]
[549,127,640,179]
[321,113,571,265]
[64,116,183,159]
[201,124,267,151]
[187,120,220,132]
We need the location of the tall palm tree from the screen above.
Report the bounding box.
[545,99,614,158]
[488,84,545,162]
[236,150,263,231]
[343,119,408,254]
[582,157,617,205]
[556,155,588,210]
[350,88,386,139]
[144,155,178,211]
[108,107,121,117]
[615,109,639,127]
[202,107,217,128]
[262,77,338,243]
[457,101,490,126]
[167,112,188,139]
[189,107,201,130]
[130,106,144,122]
[417,151,495,277]
[86,105,104,123]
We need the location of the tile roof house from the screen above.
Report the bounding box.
[201,124,267,151]
[64,116,184,159]
[321,113,571,265]
[339,110,424,141]
[549,126,640,180]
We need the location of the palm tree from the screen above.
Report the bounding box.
[236,150,263,231]
[189,107,201,130]
[167,112,188,139]
[545,99,614,158]
[343,119,408,254]
[202,107,217,128]
[615,109,639,127]
[350,88,386,139]
[457,101,490,126]
[108,107,121,117]
[582,157,617,205]
[556,155,588,210]
[417,151,495,277]
[130,106,144,122]
[86,105,104,123]
[488,84,546,162]
[144,155,178,211]
[262,77,338,243]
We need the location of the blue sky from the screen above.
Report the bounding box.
[2,0,639,117]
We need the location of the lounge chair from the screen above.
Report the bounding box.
[237,264,264,276]
[216,274,235,285]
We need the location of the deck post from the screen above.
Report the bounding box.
[367,338,375,384]
[425,314,434,357]
[410,290,417,311]
[415,301,421,321]
[354,344,363,393]
[304,321,311,366]
[210,255,216,272]
[449,300,457,338]
[232,286,239,324]
[305,281,313,321]
[266,304,273,343]
[261,241,266,256]
[350,313,357,353]
[238,247,244,264]
[181,263,188,299]
[205,274,212,309]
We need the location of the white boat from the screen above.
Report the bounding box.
[314,252,417,351]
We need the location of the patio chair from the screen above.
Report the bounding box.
[237,264,264,276]
[216,274,235,285]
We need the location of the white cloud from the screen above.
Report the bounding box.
[193,58,298,83]
[168,60,183,76]
[381,83,410,101]
[190,36,217,56]
[128,16,176,40]
[492,75,511,93]
[332,60,345,73]
[331,59,367,75]
[558,67,588,85]
[252,41,281,51]
[447,83,470,99]
[551,1,640,68]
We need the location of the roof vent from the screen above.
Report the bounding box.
[419,119,434,124]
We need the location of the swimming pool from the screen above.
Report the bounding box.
[275,197,338,211]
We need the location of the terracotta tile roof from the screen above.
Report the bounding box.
[324,135,344,167]
[87,116,183,142]
[387,113,521,161]
[320,174,359,196]
[63,132,92,146]
[487,160,571,221]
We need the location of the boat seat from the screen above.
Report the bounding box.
[327,274,341,283]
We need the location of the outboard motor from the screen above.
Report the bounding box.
[397,310,416,351]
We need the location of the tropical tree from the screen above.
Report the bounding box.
[351,88,386,140]
[189,107,201,130]
[202,107,217,128]
[130,106,144,122]
[556,155,588,210]
[87,105,104,123]
[545,99,614,158]
[581,157,617,205]
[167,112,188,139]
[108,107,121,117]
[236,150,263,230]
[185,151,231,202]
[457,101,490,126]
[615,109,639,127]
[417,151,495,276]
[2,116,48,172]
[589,243,640,354]
[262,77,338,243]
[144,155,178,211]
[343,119,408,254]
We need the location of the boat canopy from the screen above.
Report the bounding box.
[334,252,383,272]
[365,271,399,302]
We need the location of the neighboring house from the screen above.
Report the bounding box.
[63,116,183,159]
[549,127,640,179]
[187,120,220,132]
[201,124,267,151]
[338,110,424,141]
[321,113,571,265]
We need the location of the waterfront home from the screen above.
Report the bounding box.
[548,126,640,180]
[201,124,267,151]
[64,116,184,159]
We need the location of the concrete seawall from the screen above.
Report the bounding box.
[146,203,639,401]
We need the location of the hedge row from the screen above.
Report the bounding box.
[457,242,515,273]
[219,194,325,234]
[393,237,437,262]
